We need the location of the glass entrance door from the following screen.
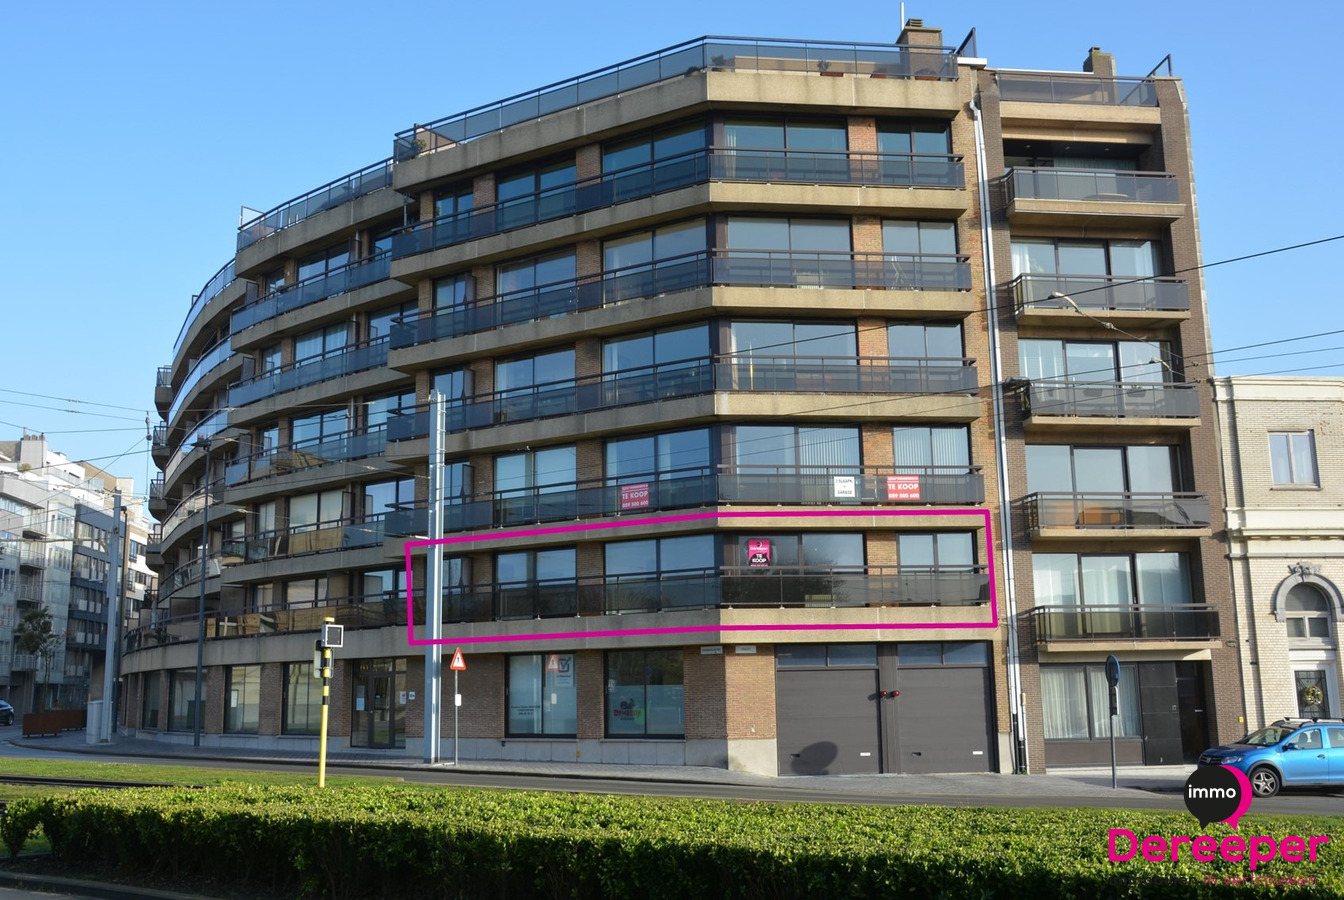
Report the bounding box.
[351,658,406,749]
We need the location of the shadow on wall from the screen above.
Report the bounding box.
[789,741,839,775]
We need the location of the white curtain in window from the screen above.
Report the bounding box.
[1087,667,1141,737]
[1041,667,1089,739]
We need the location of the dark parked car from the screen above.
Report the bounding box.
[0,700,13,727]
[1198,717,1344,797]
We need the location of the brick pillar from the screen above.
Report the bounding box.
[455,653,504,739]
[684,647,725,741]
[576,650,604,740]
[204,666,223,735]
[258,662,282,736]
[576,145,602,182]
[419,190,435,222]
[473,173,497,208]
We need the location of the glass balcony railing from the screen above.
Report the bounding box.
[236,513,387,563]
[168,338,233,423]
[396,36,958,159]
[237,160,393,251]
[387,356,977,442]
[393,148,964,261]
[160,556,220,600]
[123,593,408,654]
[229,337,390,408]
[1033,604,1219,642]
[225,426,388,486]
[997,73,1159,106]
[1011,274,1189,315]
[1024,492,1211,532]
[1007,167,1179,204]
[161,408,230,488]
[231,252,392,334]
[430,565,989,623]
[151,424,169,453]
[392,250,971,349]
[173,259,236,360]
[1021,380,1200,420]
[386,465,984,536]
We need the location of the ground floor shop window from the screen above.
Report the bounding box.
[1041,663,1139,740]
[507,653,577,736]
[167,670,198,732]
[351,658,405,749]
[140,674,160,730]
[284,663,321,735]
[224,665,261,733]
[606,649,684,737]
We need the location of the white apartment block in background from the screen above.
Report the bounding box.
[1215,377,1344,727]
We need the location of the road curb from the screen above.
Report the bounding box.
[0,866,218,900]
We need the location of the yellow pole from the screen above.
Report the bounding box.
[318,617,333,788]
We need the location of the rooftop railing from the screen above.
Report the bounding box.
[1023,492,1211,532]
[387,355,978,441]
[229,336,390,408]
[1011,274,1189,315]
[996,72,1159,106]
[395,36,958,160]
[391,249,971,349]
[231,251,392,334]
[237,160,393,251]
[1033,604,1218,642]
[1021,380,1200,420]
[172,259,236,360]
[1007,167,1179,204]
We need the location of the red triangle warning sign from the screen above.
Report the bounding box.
[449,647,466,671]
[546,654,561,672]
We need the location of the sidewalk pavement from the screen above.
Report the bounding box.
[3,729,1195,799]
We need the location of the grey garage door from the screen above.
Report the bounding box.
[776,668,881,775]
[891,666,994,774]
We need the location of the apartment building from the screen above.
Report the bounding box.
[134,22,1237,773]
[1215,376,1344,729]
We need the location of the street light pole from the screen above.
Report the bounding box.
[193,438,212,748]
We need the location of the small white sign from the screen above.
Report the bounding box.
[454,693,462,707]
[735,645,757,655]
[408,691,416,701]
[700,645,724,655]
[832,475,856,498]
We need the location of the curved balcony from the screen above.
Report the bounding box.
[387,464,984,536]
[173,259,236,361]
[229,337,390,409]
[392,147,963,261]
[396,36,957,159]
[160,555,220,602]
[1011,273,1189,324]
[161,409,231,491]
[224,425,388,487]
[436,565,989,623]
[1024,491,1210,537]
[235,513,388,565]
[392,250,971,350]
[1033,604,1219,643]
[231,251,392,335]
[389,355,978,442]
[237,160,393,251]
[1020,380,1200,427]
[123,593,407,654]
[168,338,234,425]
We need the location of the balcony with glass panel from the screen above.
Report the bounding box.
[229,337,390,409]
[167,338,239,427]
[161,408,232,491]
[236,160,393,252]
[236,513,388,565]
[1006,167,1182,225]
[1021,381,1200,429]
[1011,274,1189,326]
[148,477,168,518]
[1033,604,1219,647]
[225,425,388,487]
[386,355,978,446]
[155,365,173,411]
[1024,492,1211,539]
[150,424,170,466]
[231,252,393,335]
[997,73,1159,107]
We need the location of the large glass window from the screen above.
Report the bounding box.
[1011,238,1159,278]
[289,489,344,530]
[168,670,198,732]
[1026,445,1180,494]
[724,118,847,151]
[1269,432,1318,486]
[1041,664,1140,740]
[604,324,709,373]
[882,220,957,256]
[878,120,951,155]
[283,663,321,735]
[897,533,975,570]
[434,184,474,220]
[728,321,855,359]
[140,674,160,730]
[298,243,351,282]
[363,478,414,518]
[432,367,472,402]
[294,323,348,362]
[731,425,859,471]
[508,654,578,736]
[735,533,864,569]
[365,391,415,429]
[606,428,712,481]
[498,250,577,297]
[433,273,475,310]
[368,302,415,341]
[888,323,963,362]
[893,425,970,472]
[1034,553,1191,606]
[603,221,706,273]
[604,121,706,172]
[606,534,717,611]
[1286,584,1332,640]
[224,665,261,734]
[497,548,575,619]
[1019,339,1170,384]
[497,349,574,392]
[726,217,851,253]
[498,158,576,202]
[292,408,348,447]
[606,649,684,737]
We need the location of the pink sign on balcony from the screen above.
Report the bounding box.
[886,474,921,501]
[747,538,772,567]
[619,482,651,510]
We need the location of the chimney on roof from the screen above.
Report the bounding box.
[898,18,942,48]
[1083,46,1115,77]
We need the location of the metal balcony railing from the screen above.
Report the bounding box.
[396,36,958,159]
[1033,604,1219,641]
[173,259,236,360]
[155,366,173,390]
[229,336,390,408]
[392,250,971,349]
[1007,167,1179,204]
[151,425,169,452]
[149,478,166,501]
[996,72,1159,106]
[234,513,388,564]
[1011,274,1189,315]
[162,409,230,488]
[17,578,44,602]
[237,160,393,250]
[168,338,234,423]
[386,465,984,536]
[1021,381,1200,419]
[224,426,388,486]
[1024,492,1211,532]
[389,356,977,441]
[231,251,393,334]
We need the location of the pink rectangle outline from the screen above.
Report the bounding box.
[403,508,996,646]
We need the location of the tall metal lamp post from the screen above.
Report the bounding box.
[192,436,214,748]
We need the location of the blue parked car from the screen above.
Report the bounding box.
[1198,718,1344,797]
[0,699,13,727]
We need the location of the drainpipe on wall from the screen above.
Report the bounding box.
[969,92,1027,773]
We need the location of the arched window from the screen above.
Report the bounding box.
[1285,583,1332,639]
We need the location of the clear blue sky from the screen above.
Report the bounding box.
[2,0,1340,489]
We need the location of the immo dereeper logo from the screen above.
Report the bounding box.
[1108,764,1330,870]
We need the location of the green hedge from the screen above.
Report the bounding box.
[2,785,1340,899]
